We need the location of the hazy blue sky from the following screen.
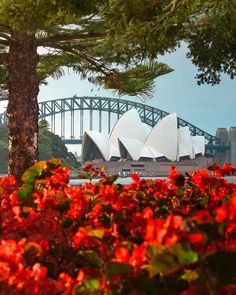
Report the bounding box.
[38,43,236,136]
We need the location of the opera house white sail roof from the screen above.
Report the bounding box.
[109,109,148,159]
[81,108,205,162]
[81,131,109,162]
[177,127,195,160]
[118,137,145,161]
[142,113,178,161]
[192,136,205,156]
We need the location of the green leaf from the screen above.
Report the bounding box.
[17,183,34,200]
[23,242,41,258]
[46,158,62,169]
[118,241,133,251]
[105,261,133,277]
[18,160,58,198]
[61,217,73,228]
[177,245,198,265]
[180,269,199,282]
[21,162,46,184]
[200,196,209,205]
[82,250,102,267]
[58,199,72,213]
[87,228,105,239]
[223,194,232,203]
[74,279,99,294]
[77,172,91,179]
[103,174,119,185]
[147,243,198,278]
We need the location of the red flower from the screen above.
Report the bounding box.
[130,245,147,269]
[221,163,236,176]
[219,284,236,295]
[180,285,198,295]
[195,210,212,224]
[72,227,89,249]
[215,204,228,222]
[131,173,140,183]
[188,233,204,244]
[58,272,73,293]
[113,247,130,263]
[0,161,236,294]
[142,207,154,219]
[145,215,184,246]
[190,169,211,191]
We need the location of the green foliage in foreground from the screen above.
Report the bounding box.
[0,124,80,174]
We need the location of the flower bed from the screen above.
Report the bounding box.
[0,159,236,294]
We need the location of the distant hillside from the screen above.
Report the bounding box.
[0,125,7,174]
[0,124,80,174]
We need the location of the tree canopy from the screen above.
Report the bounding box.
[0,0,172,99]
[102,0,236,85]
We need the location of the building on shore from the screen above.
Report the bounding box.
[215,127,236,166]
[81,109,211,176]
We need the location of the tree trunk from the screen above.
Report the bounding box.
[7,31,39,183]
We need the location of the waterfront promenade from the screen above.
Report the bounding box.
[91,155,214,177]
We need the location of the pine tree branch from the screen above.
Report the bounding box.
[0,32,12,43]
[180,20,209,35]
[0,39,9,46]
[37,32,107,46]
[77,51,110,76]
[39,42,110,77]
[81,14,97,22]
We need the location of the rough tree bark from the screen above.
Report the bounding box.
[7,31,39,183]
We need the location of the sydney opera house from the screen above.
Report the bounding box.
[81,109,206,164]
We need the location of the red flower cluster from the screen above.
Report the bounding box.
[0,159,235,294]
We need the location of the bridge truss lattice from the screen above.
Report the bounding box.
[37,96,219,146]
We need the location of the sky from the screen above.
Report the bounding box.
[0,43,235,152]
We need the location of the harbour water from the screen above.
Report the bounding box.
[0,175,235,185]
[69,176,165,186]
[69,176,236,186]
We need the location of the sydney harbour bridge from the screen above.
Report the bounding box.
[0,96,226,152]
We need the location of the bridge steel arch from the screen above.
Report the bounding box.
[38,96,219,146]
